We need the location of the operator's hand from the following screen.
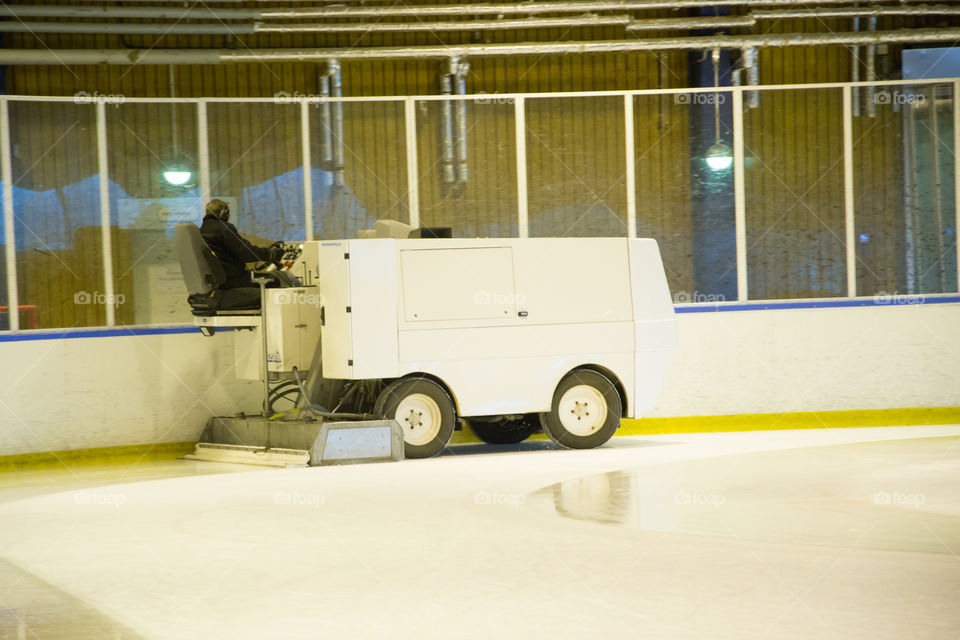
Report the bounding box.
[269,245,285,264]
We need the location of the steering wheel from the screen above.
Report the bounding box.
[254,241,286,271]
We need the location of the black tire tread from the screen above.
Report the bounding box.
[540,369,621,449]
[374,377,456,459]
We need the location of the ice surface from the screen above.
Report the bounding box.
[0,426,958,639]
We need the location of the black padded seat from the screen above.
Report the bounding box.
[175,222,261,316]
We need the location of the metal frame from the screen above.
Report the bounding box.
[515,96,529,238]
[955,79,960,292]
[0,75,958,332]
[404,97,420,228]
[843,86,857,297]
[732,88,747,301]
[624,94,637,239]
[1,100,17,331]
[197,100,211,205]
[301,100,313,241]
[95,102,116,326]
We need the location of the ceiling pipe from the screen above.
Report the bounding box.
[1,0,908,20]
[453,59,470,186]
[753,5,960,18]
[627,16,756,31]
[743,47,759,109]
[253,1,910,17]
[626,5,960,32]
[258,16,632,33]
[851,16,861,117]
[10,11,955,36]
[223,28,960,57]
[0,17,634,35]
[866,15,878,118]
[0,5,261,19]
[439,62,456,186]
[0,23,258,35]
[5,4,957,36]
[4,28,960,65]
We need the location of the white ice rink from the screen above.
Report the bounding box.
[1,426,958,639]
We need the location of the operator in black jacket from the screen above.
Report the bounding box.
[200,199,282,289]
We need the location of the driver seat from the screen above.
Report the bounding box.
[175,222,261,316]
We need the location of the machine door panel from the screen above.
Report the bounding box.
[400,247,516,322]
[316,242,354,378]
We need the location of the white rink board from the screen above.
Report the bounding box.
[0,302,958,456]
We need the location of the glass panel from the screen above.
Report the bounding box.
[745,88,846,300]
[11,102,102,329]
[855,83,958,297]
[901,84,956,295]
[415,97,518,237]
[635,91,734,303]
[309,100,402,240]
[208,102,304,246]
[107,102,199,325]
[526,96,627,238]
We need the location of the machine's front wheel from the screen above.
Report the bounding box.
[374,378,456,459]
[540,369,622,449]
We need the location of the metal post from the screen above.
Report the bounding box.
[197,100,210,205]
[329,60,344,188]
[0,99,17,331]
[954,79,960,292]
[930,84,946,291]
[732,88,747,300]
[866,16,878,118]
[624,94,637,239]
[843,86,857,297]
[301,100,313,241]
[744,47,760,109]
[318,72,332,167]
[95,101,115,326]
[514,96,528,238]
[439,71,455,185]
[905,101,919,293]
[454,59,470,185]
[851,16,860,118]
[404,97,420,227]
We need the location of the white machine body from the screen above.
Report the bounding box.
[232,288,324,379]
[272,237,678,419]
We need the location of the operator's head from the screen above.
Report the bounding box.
[205,199,230,223]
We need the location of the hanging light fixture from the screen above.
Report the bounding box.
[163,160,192,186]
[162,65,195,187]
[163,171,192,186]
[705,141,733,171]
[705,48,733,172]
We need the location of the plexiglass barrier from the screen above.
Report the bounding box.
[0,81,957,330]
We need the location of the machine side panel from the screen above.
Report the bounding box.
[627,238,678,417]
[512,238,633,325]
[400,247,517,322]
[316,242,354,379]
[393,238,639,415]
[348,240,400,379]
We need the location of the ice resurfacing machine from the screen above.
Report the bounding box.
[177,221,677,466]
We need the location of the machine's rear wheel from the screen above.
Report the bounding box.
[374,378,456,459]
[540,369,622,449]
[468,415,539,445]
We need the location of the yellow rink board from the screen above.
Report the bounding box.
[2,407,958,471]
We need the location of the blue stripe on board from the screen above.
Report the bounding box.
[1,295,959,340]
[674,295,960,313]
[0,326,209,342]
